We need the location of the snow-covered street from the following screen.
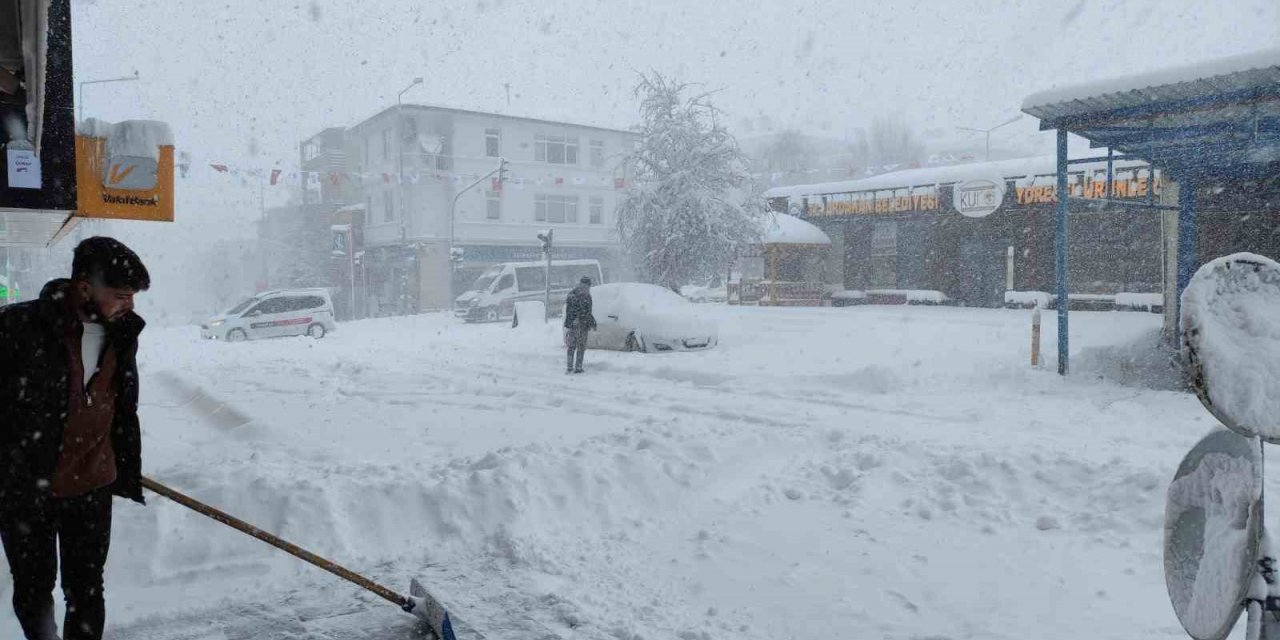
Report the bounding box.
[0,304,1229,639]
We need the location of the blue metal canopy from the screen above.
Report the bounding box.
[1022,48,1280,374]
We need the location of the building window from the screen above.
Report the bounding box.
[382,129,391,160]
[535,194,579,223]
[383,192,395,223]
[589,140,604,167]
[485,128,501,157]
[534,134,578,165]
[486,190,501,220]
[302,141,319,162]
[589,196,603,224]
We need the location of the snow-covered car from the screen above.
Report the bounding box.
[201,288,336,342]
[586,283,719,353]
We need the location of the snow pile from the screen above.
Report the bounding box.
[761,212,831,245]
[1165,445,1260,640]
[1116,292,1163,311]
[0,305,1214,638]
[1075,328,1184,390]
[78,118,175,160]
[1005,290,1053,308]
[867,289,950,304]
[1181,252,1280,440]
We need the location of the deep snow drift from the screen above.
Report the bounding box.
[0,305,1245,639]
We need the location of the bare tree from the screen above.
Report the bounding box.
[847,115,926,170]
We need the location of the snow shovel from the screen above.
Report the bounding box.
[140,476,480,640]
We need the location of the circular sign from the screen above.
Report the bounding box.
[952,178,1005,218]
[1183,253,1280,443]
[1164,428,1262,640]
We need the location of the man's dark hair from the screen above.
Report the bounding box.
[72,236,151,291]
[580,276,591,285]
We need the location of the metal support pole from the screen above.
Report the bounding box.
[1055,129,1070,376]
[448,159,506,310]
[544,246,552,320]
[348,230,356,321]
[1176,178,1198,336]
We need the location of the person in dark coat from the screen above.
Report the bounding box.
[562,276,597,374]
[0,237,150,640]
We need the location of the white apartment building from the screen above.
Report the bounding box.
[342,104,636,312]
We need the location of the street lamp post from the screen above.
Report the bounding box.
[956,114,1023,161]
[394,78,423,316]
[447,158,507,308]
[395,77,424,242]
[78,71,140,122]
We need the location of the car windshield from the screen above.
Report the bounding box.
[469,273,498,293]
[3,4,1278,640]
[225,298,257,315]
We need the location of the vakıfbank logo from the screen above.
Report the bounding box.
[102,157,159,191]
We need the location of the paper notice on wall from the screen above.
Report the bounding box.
[6,145,41,189]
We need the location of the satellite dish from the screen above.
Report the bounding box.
[1164,428,1263,640]
[1182,253,1280,442]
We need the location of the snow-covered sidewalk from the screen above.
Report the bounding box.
[1,306,1229,638]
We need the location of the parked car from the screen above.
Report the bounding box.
[201,288,337,342]
[587,283,719,353]
[455,259,603,323]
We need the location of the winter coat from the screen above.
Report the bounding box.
[563,285,597,330]
[0,279,146,514]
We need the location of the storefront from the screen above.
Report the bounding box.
[767,157,1169,307]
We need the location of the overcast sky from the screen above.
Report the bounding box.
[62,0,1280,314]
[74,0,1279,166]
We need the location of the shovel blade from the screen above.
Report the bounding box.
[410,577,483,640]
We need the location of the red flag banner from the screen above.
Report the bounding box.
[270,169,282,185]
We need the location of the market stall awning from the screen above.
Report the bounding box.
[1022,48,1280,181]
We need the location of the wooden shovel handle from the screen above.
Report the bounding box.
[140,476,412,611]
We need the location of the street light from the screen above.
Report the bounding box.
[395,77,424,240]
[78,71,140,122]
[956,114,1022,161]
[447,157,507,309]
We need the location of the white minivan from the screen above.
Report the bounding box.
[454,259,603,323]
[201,288,337,341]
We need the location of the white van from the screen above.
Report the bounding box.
[201,288,337,341]
[455,259,603,322]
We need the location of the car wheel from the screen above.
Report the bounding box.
[307,323,326,339]
[226,329,248,343]
[626,332,645,353]
[484,307,499,323]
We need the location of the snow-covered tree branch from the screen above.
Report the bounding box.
[617,73,764,292]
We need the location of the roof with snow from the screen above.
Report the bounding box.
[764,155,1151,199]
[1022,48,1280,180]
[762,213,831,245]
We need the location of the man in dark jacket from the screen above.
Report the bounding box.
[0,237,149,640]
[562,276,596,374]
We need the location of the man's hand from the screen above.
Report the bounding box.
[0,69,19,96]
